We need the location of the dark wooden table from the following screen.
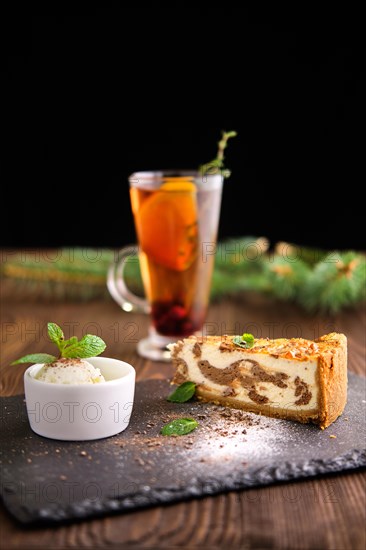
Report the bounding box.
[1,286,365,549]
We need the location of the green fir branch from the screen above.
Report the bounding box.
[300,252,366,313]
[2,244,365,314]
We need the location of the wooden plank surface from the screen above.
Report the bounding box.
[1,287,365,549]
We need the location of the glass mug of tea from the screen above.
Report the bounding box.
[108,170,223,361]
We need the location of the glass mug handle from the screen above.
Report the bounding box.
[107,246,150,314]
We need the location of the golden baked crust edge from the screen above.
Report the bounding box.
[317,333,348,429]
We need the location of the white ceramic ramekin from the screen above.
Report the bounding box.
[24,357,135,441]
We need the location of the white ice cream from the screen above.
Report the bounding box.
[34,358,105,384]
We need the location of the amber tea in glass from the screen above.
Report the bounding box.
[108,171,223,361]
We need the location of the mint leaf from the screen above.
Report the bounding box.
[232,335,247,348]
[62,336,78,349]
[11,353,57,365]
[161,418,198,436]
[242,333,255,348]
[62,334,106,358]
[167,381,196,403]
[47,323,64,350]
[59,335,78,356]
[47,322,64,345]
[232,333,255,349]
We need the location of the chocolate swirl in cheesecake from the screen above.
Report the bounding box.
[294,376,312,405]
[197,358,311,406]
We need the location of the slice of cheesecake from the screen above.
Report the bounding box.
[169,333,347,428]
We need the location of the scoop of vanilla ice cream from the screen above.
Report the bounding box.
[34,358,105,384]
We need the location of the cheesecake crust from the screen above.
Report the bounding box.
[316,333,348,428]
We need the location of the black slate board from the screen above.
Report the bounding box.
[1,373,365,525]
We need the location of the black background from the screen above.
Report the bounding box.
[2,11,364,250]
